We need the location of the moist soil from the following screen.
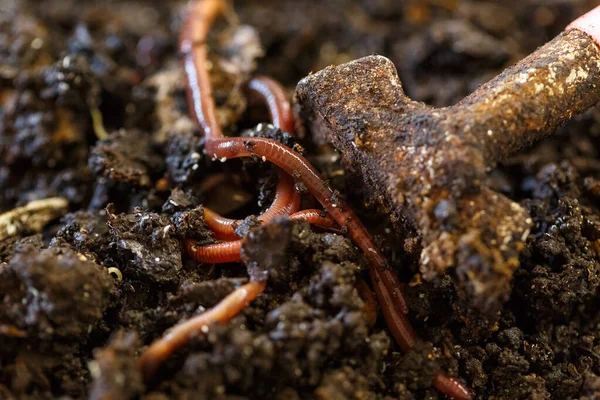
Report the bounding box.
[1,0,600,399]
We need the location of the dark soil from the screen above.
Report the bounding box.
[1,1,599,399]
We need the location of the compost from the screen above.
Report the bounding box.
[1,0,600,399]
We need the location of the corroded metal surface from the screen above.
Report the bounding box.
[295,30,600,314]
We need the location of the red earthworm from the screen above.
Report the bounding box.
[178,0,409,319]
[204,169,301,240]
[187,209,339,264]
[370,265,417,352]
[173,2,472,399]
[288,208,338,230]
[247,75,294,134]
[355,278,378,328]
[180,0,224,138]
[138,279,266,381]
[198,46,298,240]
[203,136,408,313]
[201,209,238,241]
[371,264,472,399]
[432,373,474,400]
[197,80,417,369]
[185,238,242,264]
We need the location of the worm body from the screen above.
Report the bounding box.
[185,238,243,263]
[369,265,417,352]
[355,278,378,328]
[204,170,301,240]
[432,373,473,400]
[142,2,474,399]
[179,1,450,396]
[288,209,338,230]
[247,76,295,134]
[187,209,340,264]
[180,0,223,139]
[138,280,266,380]
[205,137,409,312]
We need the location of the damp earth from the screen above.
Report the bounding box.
[1,0,600,399]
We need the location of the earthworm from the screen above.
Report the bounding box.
[181,6,406,307]
[180,1,468,397]
[180,0,223,138]
[186,209,340,264]
[288,209,338,230]
[142,2,473,398]
[202,136,412,317]
[203,169,301,240]
[370,265,417,352]
[197,36,299,240]
[181,4,296,140]
[371,265,472,399]
[432,373,474,400]
[355,278,378,328]
[138,279,266,380]
[185,238,243,264]
[247,75,295,134]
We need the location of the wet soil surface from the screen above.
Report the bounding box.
[1,0,599,399]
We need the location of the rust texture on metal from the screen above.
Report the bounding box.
[295,29,600,313]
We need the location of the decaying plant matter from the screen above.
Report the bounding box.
[296,12,600,315]
[0,197,68,241]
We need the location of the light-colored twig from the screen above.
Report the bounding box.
[0,197,69,241]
